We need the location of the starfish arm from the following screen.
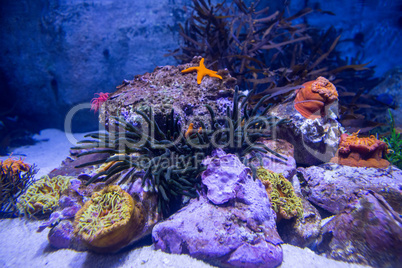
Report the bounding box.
[199,58,205,67]
[208,73,223,80]
[181,67,199,73]
[197,75,203,84]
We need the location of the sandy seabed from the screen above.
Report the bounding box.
[0,129,369,268]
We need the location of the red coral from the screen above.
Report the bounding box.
[294,76,338,119]
[91,92,109,113]
[330,132,390,168]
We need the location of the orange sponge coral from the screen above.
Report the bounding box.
[294,76,338,119]
[330,132,390,168]
[0,156,30,176]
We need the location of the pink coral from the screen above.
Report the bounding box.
[90,92,109,112]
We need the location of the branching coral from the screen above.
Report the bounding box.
[17,175,71,216]
[330,131,389,168]
[294,76,338,119]
[91,92,109,113]
[0,157,37,218]
[256,167,303,222]
[72,86,288,217]
[73,185,145,252]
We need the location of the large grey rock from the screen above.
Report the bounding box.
[298,163,402,214]
[317,190,402,267]
[152,152,283,268]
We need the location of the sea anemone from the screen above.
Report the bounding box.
[73,185,145,252]
[17,175,71,216]
[256,167,303,222]
[294,76,338,119]
[330,131,389,168]
[91,92,110,113]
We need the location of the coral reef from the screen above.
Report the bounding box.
[73,85,287,216]
[17,175,71,216]
[153,151,283,267]
[0,156,37,217]
[294,77,338,119]
[317,190,402,267]
[73,185,145,253]
[256,167,303,222]
[298,164,402,214]
[330,131,389,168]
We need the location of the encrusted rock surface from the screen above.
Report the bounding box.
[152,151,283,268]
[100,56,237,130]
[277,193,322,249]
[244,138,296,180]
[298,163,402,214]
[317,190,402,267]
[269,100,342,166]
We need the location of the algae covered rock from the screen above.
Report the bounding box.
[298,163,402,214]
[99,56,237,130]
[152,151,283,268]
[317,190,402,267]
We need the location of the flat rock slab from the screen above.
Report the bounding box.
[298,163,402,214]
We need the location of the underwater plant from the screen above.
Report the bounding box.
[0,157,37,218]
[17,175,71,216]
[73,185,145,252]
[256,167,303,222]
[73,86,288,217]
[381,110,402,169]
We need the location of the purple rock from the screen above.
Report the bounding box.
[48,220,74,249]
[69,178,82,192]
[58,196,75,208]
[317,190,402,267]
[298,163,402,214]
[202,153,250,205]
[61,204,81,219]
[153,152,283,268]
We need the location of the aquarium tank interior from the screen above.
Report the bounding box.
[0,0,401,267]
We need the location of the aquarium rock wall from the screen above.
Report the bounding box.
[0,0,189,131]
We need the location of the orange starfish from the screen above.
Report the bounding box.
[181,58,222,84]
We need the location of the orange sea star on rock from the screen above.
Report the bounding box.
[181,58,222,84]
[294,76,338,119]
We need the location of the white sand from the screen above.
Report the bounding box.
[0,129,369,268]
